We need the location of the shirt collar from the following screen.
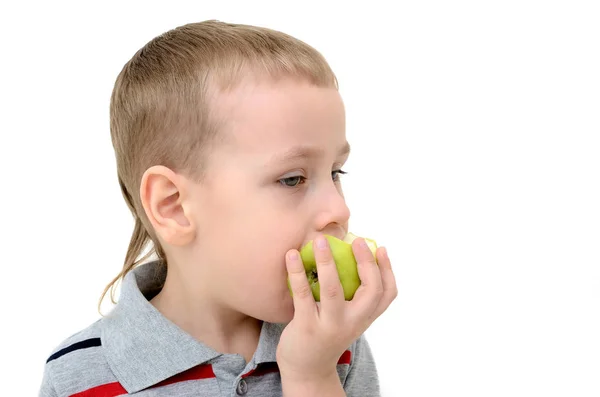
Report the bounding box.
[101,260,283,393]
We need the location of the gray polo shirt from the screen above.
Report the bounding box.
[39,260,381,396]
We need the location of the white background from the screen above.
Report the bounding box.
[1,1,599,396]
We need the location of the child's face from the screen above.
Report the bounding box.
[186,77,350,323]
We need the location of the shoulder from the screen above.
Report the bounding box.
[40,318,117,397]
[45,319,103,363]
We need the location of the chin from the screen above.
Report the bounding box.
[273,308,295,324]
[252,297,295,324]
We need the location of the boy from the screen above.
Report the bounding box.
[39,20,397,396]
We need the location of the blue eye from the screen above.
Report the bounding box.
[279,175,306,187]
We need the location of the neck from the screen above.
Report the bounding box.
[149,266,262,364]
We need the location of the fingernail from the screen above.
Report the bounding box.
[381,247,389,260]
[316,236,328,250]
[288,251,298,261]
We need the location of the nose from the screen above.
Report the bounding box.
[313,183,351,234]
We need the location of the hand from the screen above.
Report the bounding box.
[276,234,398,384]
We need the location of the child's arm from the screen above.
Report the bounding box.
[280,372,346,397]
[280,334,380,397]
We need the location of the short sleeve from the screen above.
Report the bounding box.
[343,334,381,396]
[38,365,58,397]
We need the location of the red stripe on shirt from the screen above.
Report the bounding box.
[338,350,352,365]
[153,364,216,388]
[70,365,216,396]
[70,381,126,397]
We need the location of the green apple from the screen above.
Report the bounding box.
[287,233,378,301]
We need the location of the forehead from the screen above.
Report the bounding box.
[212,77,346,156]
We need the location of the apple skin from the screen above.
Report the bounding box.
[287,233,378,301]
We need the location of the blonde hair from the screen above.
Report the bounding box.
[99,20,338,313]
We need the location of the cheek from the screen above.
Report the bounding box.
[236,226,302,279]
[198,184,305,263]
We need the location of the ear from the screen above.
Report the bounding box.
[139,165,196,247]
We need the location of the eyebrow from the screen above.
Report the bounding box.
[267,142,351,165]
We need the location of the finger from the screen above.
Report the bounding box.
[313,235,345,318]
[348,238,384,320]
[371,246,398,317]
[285,249,316,319]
